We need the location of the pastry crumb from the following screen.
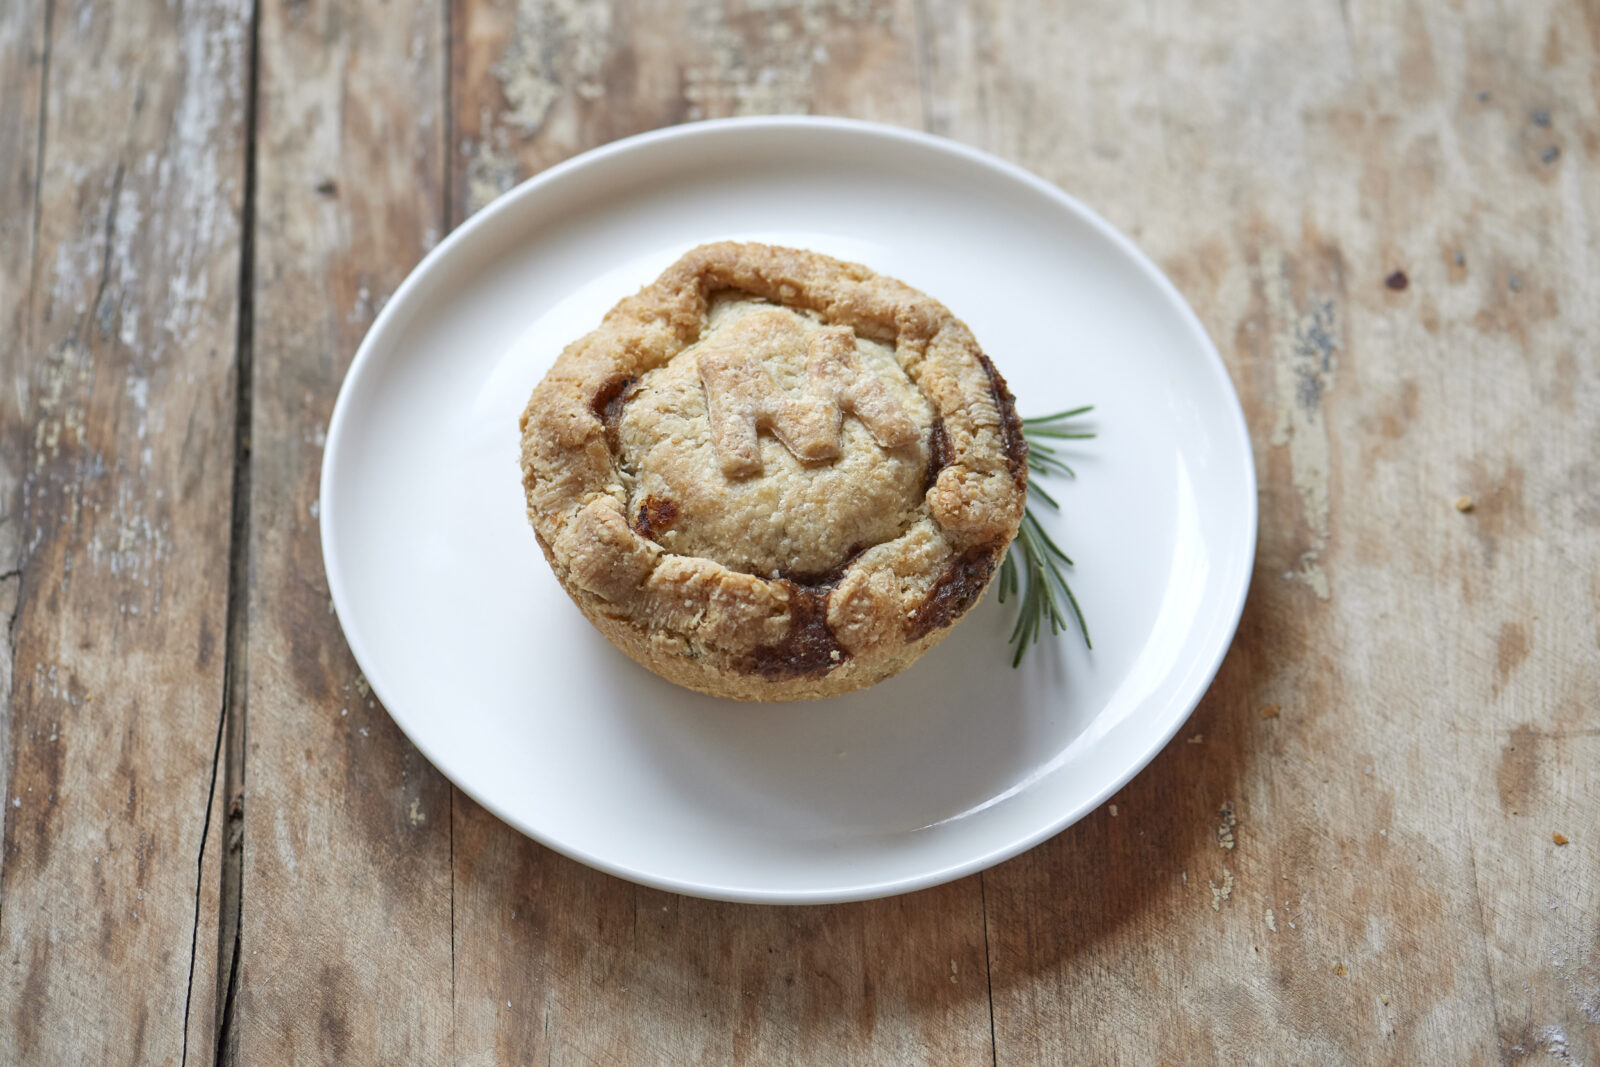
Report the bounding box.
[1454,495,1474,512]
[1260,704,1280,719]
[1333,963,1348,977]
[1188,733,1204,744]
[1552,832,1569,846]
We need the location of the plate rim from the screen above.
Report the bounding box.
[320,115,1259,904]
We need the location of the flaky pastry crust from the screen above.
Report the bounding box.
[519,242,1026,701]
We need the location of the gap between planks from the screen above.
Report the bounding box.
[183,0,262,1063]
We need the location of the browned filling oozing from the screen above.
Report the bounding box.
[739,581,850,680]
[906,540,1005,641]
[777,543,870,590]
[974,352,1028,488]
[633,495,679,542]
[746,539,1004,679]
[590,375,638,455]
[904,351,1022,647]
[923,416,951,494]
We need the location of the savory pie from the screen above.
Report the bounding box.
[518,242,1026,701]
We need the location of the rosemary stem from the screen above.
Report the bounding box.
[1004,405,1094,664]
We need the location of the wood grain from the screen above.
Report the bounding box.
[234,0,455,1061]
[452,796,995,1066]
[923,0,1600,1061]
[450,0,923,218]
[0,0,47,849]
[1,0,1596,1061]
[0,0,250,1062]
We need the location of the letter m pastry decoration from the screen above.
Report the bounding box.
[698,310,917,477]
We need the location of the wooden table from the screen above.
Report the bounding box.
[3,1,1596,1062]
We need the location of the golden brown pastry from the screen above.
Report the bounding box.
[518,242,1027,701]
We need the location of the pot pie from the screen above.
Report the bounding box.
[519,242,1027,701]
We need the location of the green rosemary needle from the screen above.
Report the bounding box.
[998,406,1094,666]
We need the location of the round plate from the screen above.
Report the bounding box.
[320,117,1256,903]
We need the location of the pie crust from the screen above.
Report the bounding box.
[519,242,1027,701]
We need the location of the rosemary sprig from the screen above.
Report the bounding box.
[998,406,1094,666]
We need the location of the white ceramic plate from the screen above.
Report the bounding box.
[320,117,1256,903]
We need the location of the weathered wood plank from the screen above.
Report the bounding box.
[0,0,250,1062]
[450,0,923,217]
[1409,5,1600,1059]
[453,796,995,1066]
[0,0,48,850]
[446,3,994,1063]
[924,0,1598,1061]
[234,0,455,1061]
